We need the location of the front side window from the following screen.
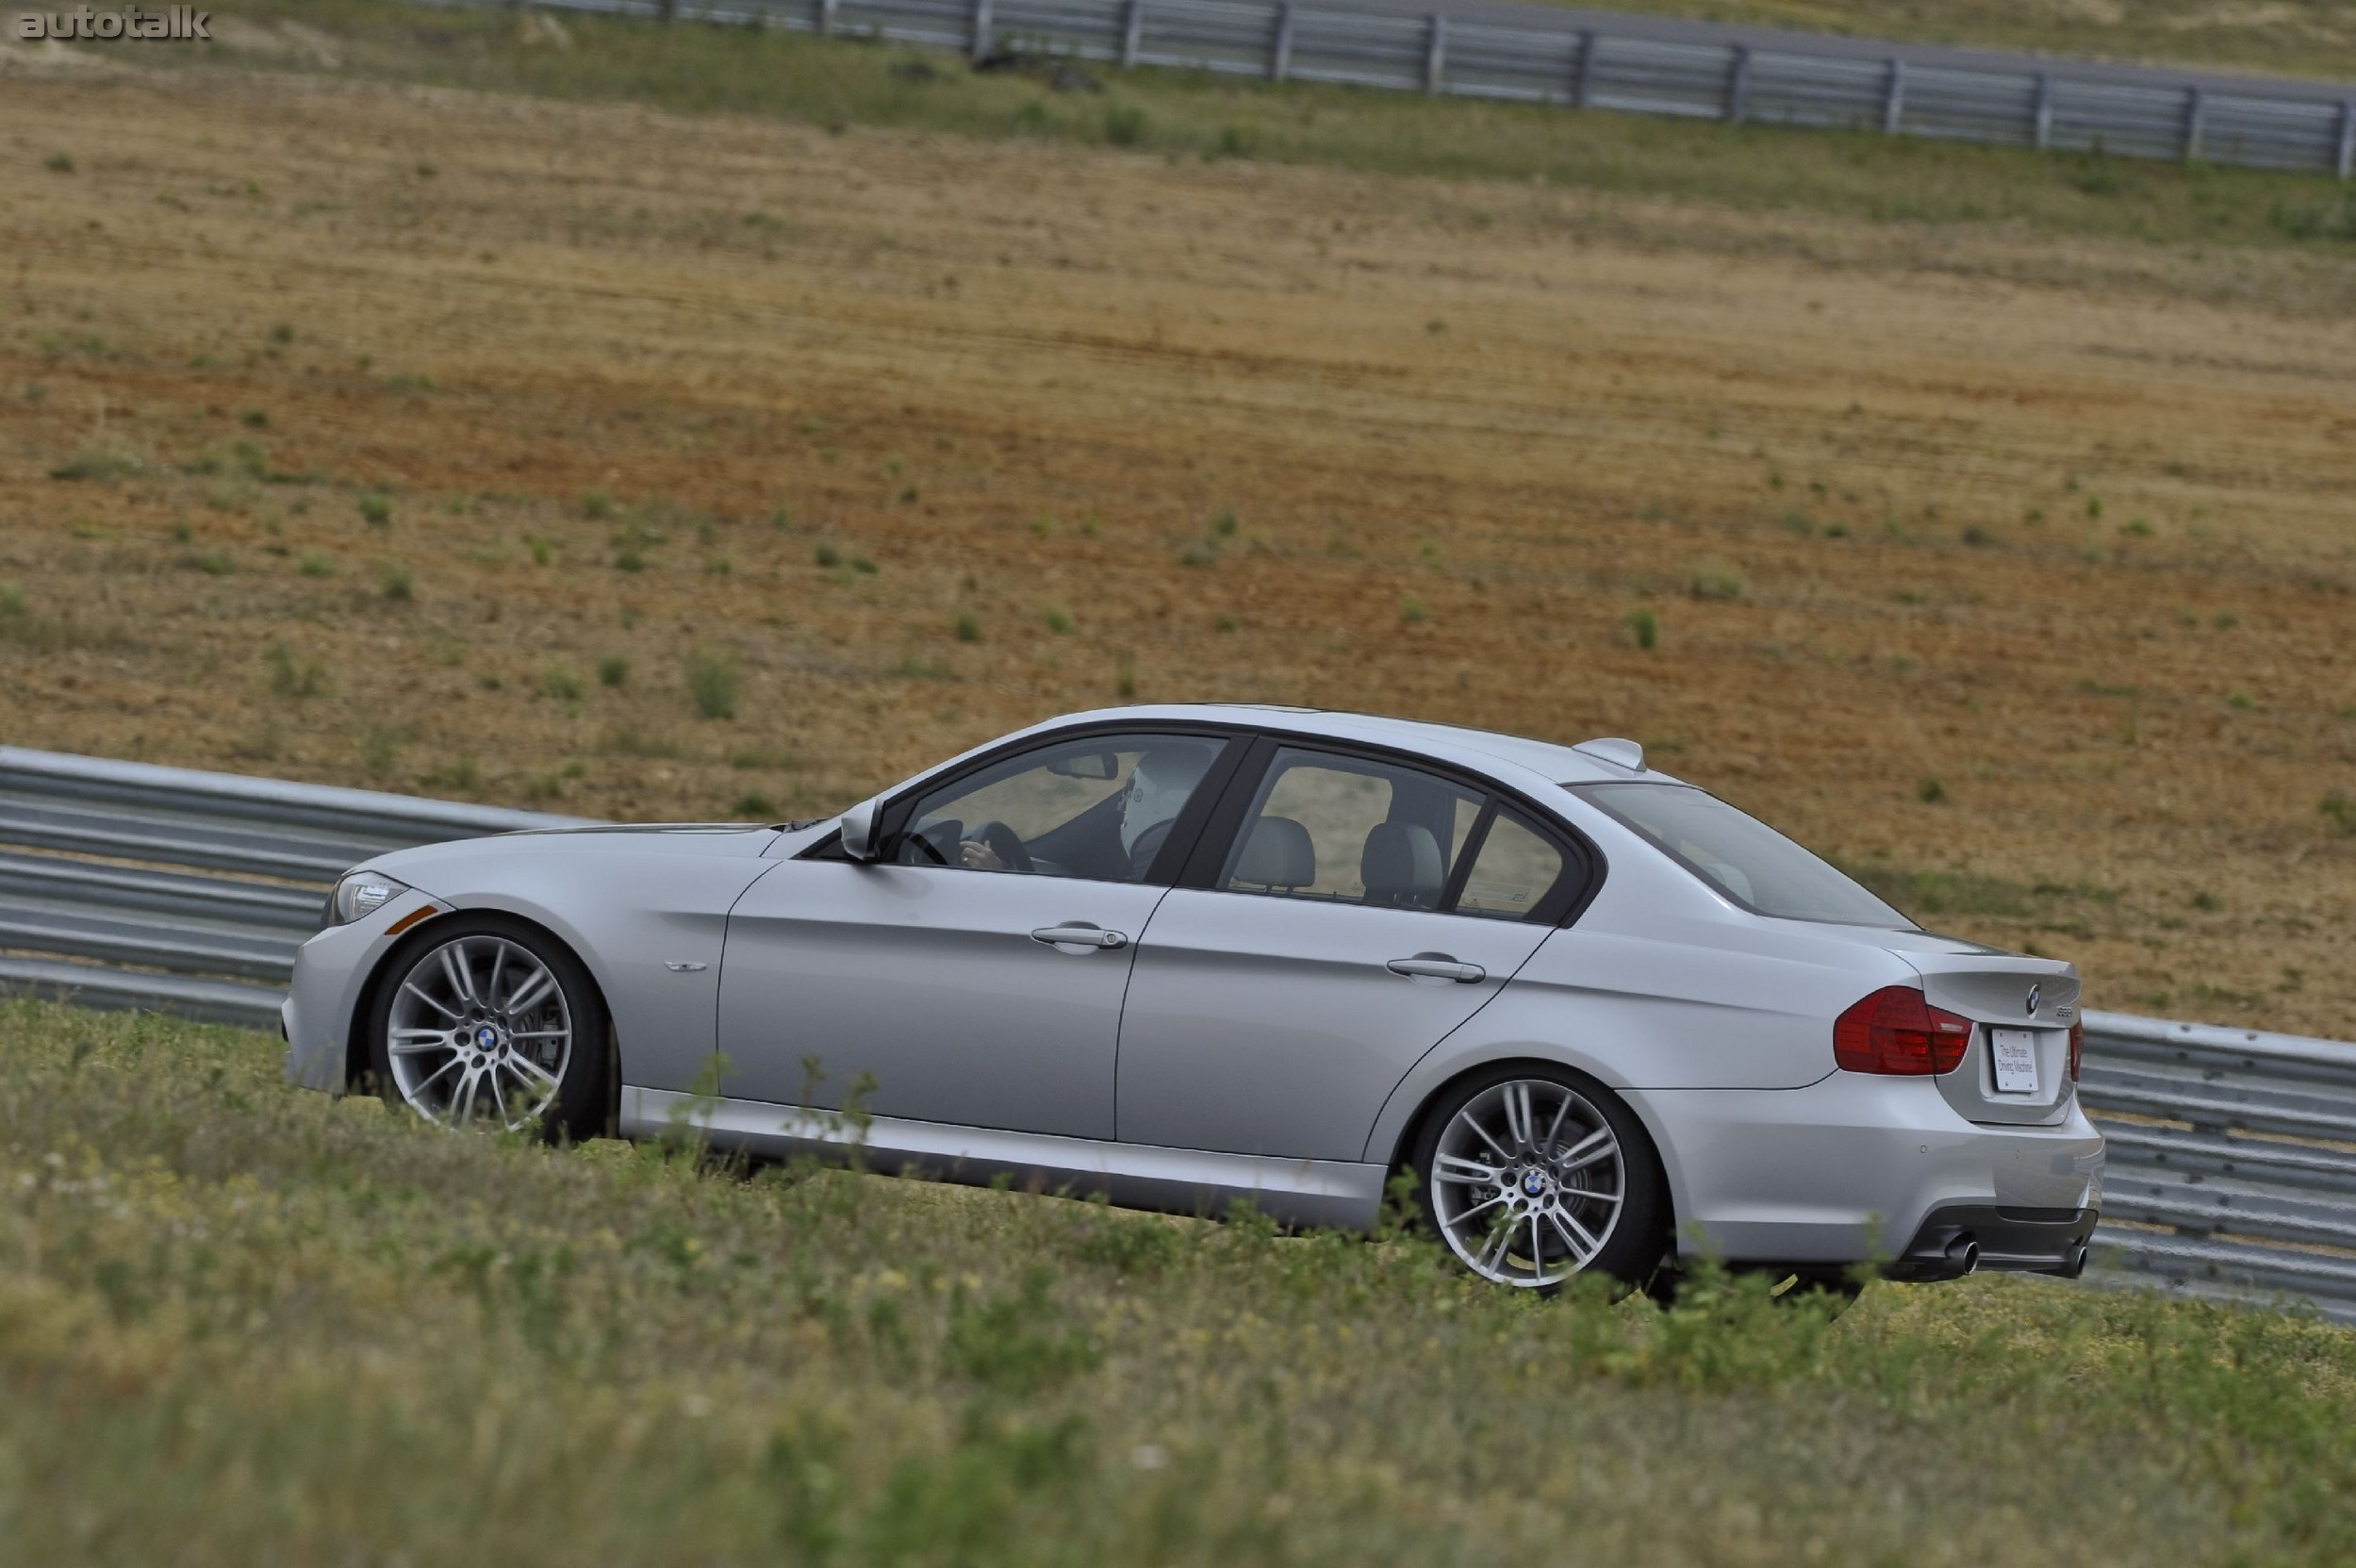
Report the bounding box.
[898,733,1224,883]
[1574,782,1914,929]
[1220,748,1482,910]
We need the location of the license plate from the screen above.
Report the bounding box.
[1990,1028,2041,1095]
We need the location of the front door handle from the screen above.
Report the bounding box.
[1030,924,1129,951]
[1387,954,1487,983]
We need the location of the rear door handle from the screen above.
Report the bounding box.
[1030,924,1129,951]
[1387,955,1486,983]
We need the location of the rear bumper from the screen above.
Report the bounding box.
[1624,1072,2104,1267]
[1889,1203,2099,1280]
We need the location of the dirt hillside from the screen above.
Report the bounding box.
[2,55,2351,1031]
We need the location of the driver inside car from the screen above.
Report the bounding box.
[959,746,1212,875]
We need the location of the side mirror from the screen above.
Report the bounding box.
[838,798,883,862]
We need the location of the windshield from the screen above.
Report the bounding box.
[1573,783,1916,929]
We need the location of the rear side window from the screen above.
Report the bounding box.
[1574,782,1914,929]
[1211,746,1588,923]
[1220,749,1482,910]
[1456,809,1566,921]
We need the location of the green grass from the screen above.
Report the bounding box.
[685,647,744,720]
[0,996,2352,1564]
[157,0,2356,252]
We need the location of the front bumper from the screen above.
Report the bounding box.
[282,887,440,1093]
[1624,1071,2104,1267]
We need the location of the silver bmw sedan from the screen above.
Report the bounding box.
[285,705,2103,1295]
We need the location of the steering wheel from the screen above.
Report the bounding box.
[967,819,1035,874]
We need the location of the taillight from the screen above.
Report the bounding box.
[2068,1019,2084,1082]
[1834,985,1973,1076]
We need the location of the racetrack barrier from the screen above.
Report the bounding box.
[427,0,2356,177]
[3,743,2352,1321]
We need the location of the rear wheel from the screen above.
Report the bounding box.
[368,916,609,1142]
[1409,1065,1666,1291]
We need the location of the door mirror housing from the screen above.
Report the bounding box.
[838,798,884,861]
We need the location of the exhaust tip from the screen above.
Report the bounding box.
[2063,1242,2089,1279]
[1944,1234,1980,1276]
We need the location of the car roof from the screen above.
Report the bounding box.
[1030,704,1693,789]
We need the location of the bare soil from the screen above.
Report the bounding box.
[2,56,2351,1031]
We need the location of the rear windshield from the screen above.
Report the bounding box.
[1573,783,1916,930]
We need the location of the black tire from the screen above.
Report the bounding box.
[366,913,611,1144]
[1407,1063,1668,1294]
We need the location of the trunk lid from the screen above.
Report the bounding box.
[1899,948,2081,1126]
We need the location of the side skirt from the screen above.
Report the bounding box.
[620,1087,1389,1232]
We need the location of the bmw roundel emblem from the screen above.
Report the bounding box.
[1522,1171,1545,1197]
[2025,983,2041,1017]
[476,1026,498,1048]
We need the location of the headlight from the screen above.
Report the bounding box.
[326,870,411,927]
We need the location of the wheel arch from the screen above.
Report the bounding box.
[342,908,622,1129]
[1382,1054,1681,1250]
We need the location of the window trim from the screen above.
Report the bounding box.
[801,720,1253,889]
[1179,732,1604,926]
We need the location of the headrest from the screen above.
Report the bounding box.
[1234,816,1316,889]
[1361,821,1443,907]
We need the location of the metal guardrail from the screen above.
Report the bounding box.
[3,744,2352,1320]
[0,746,586,1027]
[458,0,2356,176]
[2075,1015,2356,1324]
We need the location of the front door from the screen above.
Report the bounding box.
[1117,745,1585,1162]
[716,730,1234,1137]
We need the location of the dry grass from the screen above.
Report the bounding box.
[4,996,2355,1565]
[54,2,2356,249]
[0,41,2352,1033]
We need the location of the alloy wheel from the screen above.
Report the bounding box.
[1429,1077,1625,1287]
[385,934,573,1131]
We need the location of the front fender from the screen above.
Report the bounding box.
[319,834,783,1096]
[433,850,782,1095]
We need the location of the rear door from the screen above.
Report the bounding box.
[1114,739,1591,1162]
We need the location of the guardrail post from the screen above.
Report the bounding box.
[1573,28,1598,108]
[2183,85,2205,162]
[1424,13,1446,93]
[2033,72,2053,149]
[2337,100,2354,179]
[970,0,992,63]
[1270,1,1293,82]
[818,0,836,37]
[1881,57,1904,134]
[1724,43,1751,124]
[1120,0,1144,66]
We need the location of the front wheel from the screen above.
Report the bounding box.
[367,916,610,1141]
[1409,1065,1667,1291]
